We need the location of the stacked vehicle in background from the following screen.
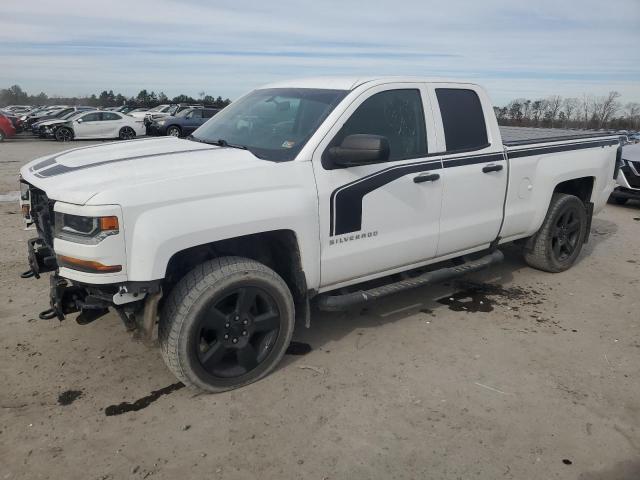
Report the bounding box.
[146,106,220,136]
[612,143,640,204]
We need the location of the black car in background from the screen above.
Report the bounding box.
[22,106,92,130]
[30,107,94,135]
[147,107,219,137]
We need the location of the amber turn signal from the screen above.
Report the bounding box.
[57,255,122,274]
[98,216,119,231]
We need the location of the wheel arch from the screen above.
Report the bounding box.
[163,230,309,308]
[166,124,182,135]
[553,176,595,204]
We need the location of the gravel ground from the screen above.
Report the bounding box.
[1,137,639,480]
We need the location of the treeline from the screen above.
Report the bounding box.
[495,91,640,131]
[0,85,231,108]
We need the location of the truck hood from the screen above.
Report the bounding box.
[20,137,271,205]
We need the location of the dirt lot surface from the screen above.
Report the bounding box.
[1,137,639,480]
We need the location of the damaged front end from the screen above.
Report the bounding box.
[19,179,161,339]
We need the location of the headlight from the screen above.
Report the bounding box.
[54,213,119,244]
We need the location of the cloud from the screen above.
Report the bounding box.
[1,0,638,104]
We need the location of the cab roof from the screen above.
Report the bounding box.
[261,76,478,91]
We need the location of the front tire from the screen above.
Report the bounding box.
[0,129,5,142]
[55,127,73,142]
[159,257,295,393]
[612,196,628,205]
[524,193,588,273]
[166,126,181,137]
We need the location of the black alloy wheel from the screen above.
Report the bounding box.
[193,286,281,378]
[119,126,136,140]
[55,127,73,142]
[550,206,581,262]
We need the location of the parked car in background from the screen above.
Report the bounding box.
[143,103,206,127]
[30,107,94,136]
[19,107,68,130]
[128,104,173,120]
[54,110,145,141]
[611,142,640,205]
[0,113,16,141]
[0,110,21,132]
[33,109,95,137]
[147,107,219,137]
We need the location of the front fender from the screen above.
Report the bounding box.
[122,166,320,290]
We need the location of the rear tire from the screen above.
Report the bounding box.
[524,193,588,273]
[0,129,5,142]
[613,197,628,205]
[159,256,295,393]
[119,126,136,140]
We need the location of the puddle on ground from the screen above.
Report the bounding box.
[437,281,542,313]
[105,382,184,416]
[286,341,312,356]
[58,390,83,406]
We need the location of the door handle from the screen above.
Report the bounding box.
[482,164,503,173]
[414,173,440,183]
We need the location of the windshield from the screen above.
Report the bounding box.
[148,105,167,112]
[192,88,347,161]
[176,108,194,118]
[61,110,80,119]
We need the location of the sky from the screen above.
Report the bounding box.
[1,0,639,106]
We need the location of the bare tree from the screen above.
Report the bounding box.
[531,100,546,126]
[562,97,579,124]
[580,94,592,128]
[545,95,562,127]
[592,91,621,129]
[625,102,640,130]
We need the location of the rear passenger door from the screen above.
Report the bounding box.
[428,85,507,256]
[101,112,123,137]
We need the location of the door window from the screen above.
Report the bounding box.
[331,89,427,162]
[435,88,488,152]
[81,112,101,122]
[102,112,121,121]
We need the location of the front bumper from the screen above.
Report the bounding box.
[146,123,167,136]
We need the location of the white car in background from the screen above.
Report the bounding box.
[54,111,145,141]
[127,104,173,119]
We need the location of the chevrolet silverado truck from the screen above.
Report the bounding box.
[18,77,622,392]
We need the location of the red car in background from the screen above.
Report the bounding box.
[0,113,16,141]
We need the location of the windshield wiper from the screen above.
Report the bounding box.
[188,136,247,150]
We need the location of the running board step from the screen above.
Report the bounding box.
[316,250,504,311]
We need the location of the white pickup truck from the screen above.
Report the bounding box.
[19,77,622,392]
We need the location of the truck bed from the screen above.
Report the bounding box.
[500,126,620,147]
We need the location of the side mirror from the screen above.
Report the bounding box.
[76,118,83,123]
[328,134,390,167]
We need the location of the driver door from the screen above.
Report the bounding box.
[312,84,443,290]
[75,112,102,138]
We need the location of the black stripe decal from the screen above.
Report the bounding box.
[443,152,504,168]
[29,137,162,172]
[507,138,618,159]
[329,138,619,237]
[331,159,442,236]
[34,147,219,178]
